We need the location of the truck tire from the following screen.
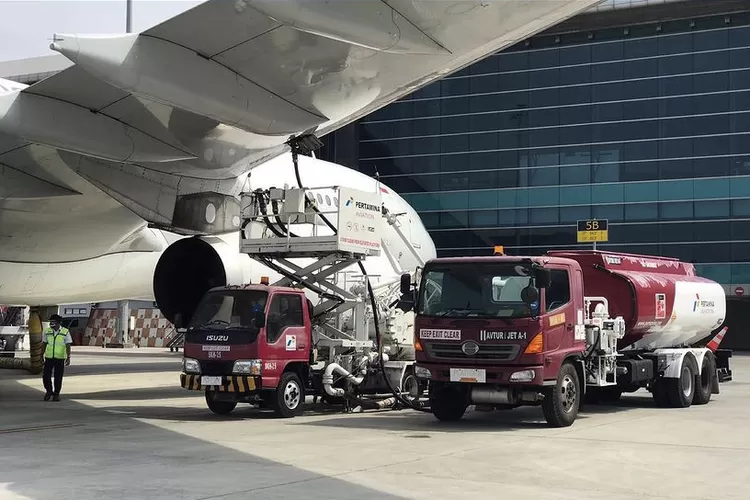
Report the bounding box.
[430,385,467,422]
[205,391,237,415]
[693,352,715,405]
[666,354,697,408]
[651,380,671,407]
[542,362,580,428]
[272,372,305,418]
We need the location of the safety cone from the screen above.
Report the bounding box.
[706,327,728,352]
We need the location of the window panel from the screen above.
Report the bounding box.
[592,183,623,203]
[730,221,750,240]
[469,210,498,228]
[560,206,592,223]
[621,161,658,182]
[696,178,731,199]
[658,222,694,243]
[530,208,559,224]
[439,211,469,229]
[560,185,591,205]
[617,223,659,243]
[659,179,694,200]
[659,201,693,220]
[498,208,528,226]
[696,264,732,284]
[438,97,470,115]
[732,199,750,216]
[693,221,731,242]
[660,158,693,179]
[695,200,730,219]
[468,189,499,209]
[593,204,624,222]
[694,157,729,178]
[624,182,659,202]
[729,177,750,197]
[624,202,658,221]
[560,165,591,185]
[732,263,750,283]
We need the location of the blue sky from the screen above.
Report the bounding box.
[0,0,202,61]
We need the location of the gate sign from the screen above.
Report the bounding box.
[576,219,608,243]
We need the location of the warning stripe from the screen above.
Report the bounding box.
[180,373,257,392]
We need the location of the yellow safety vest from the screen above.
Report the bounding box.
[44,327,70,360]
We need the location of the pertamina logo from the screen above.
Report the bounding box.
[345,197,354,207]
[693,293,715,314]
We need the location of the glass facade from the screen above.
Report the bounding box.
[321,5,750,288]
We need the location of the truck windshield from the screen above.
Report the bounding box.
[417,263,534,318]
[188,290,268,330]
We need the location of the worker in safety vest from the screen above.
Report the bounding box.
[41,314,72,401]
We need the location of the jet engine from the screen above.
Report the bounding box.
[152,235,249,325]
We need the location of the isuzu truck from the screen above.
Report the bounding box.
[402,249,732,427]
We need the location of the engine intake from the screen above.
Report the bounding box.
[153,236,242,325]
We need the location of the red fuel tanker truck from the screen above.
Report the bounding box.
[401,250,732,427]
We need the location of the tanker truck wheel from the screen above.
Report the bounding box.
[693,352,716,405]
[667,354,698,408]
[542,362,580,428]
[205,391,237,415]
[430,384,468,422]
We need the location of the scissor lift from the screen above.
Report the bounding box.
[238,183,420,406]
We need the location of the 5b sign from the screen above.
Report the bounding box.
[576,219,609,243]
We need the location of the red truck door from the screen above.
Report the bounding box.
[261,292,309,389]
[542,265,584,361]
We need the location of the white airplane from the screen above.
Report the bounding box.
[0,0,602,323]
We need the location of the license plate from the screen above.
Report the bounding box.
[201,376,222,386]
[449,368,486,384]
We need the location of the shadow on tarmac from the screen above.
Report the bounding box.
[0,357,405,500]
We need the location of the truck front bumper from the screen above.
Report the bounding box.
[416,362,550,386]
[180,372,261,393]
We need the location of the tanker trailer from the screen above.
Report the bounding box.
[548,250,731,408]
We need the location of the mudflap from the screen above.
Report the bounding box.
[715,348,732,383]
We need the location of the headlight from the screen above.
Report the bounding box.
[414,365,431,379]
[183,358,201,374]
[509,369,535,382]
[233,359,262,375]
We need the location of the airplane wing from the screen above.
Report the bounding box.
[0,0,602,262]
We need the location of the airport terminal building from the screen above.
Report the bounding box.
[320,0,750,302]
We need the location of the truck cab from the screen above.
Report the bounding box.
[404,255,588,427]
[179,283,314,417]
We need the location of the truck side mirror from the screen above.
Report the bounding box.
[173,312,184,330]
[520,285,540,306]
[254,311,266,328]
[534,268,552,288]
[400,273,412,295]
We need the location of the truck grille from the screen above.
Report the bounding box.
[425,342,520,361]
[199,360,235,375]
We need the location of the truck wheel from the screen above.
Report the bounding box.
[542,362,580,428]
[651,380,671,407]
[205,391,237,415]
[666,354,697,408]
[430,385,467,422]
[272,372,304,418]
[693,352,715,405]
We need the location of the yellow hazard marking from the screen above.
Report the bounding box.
[180,373,257,392]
